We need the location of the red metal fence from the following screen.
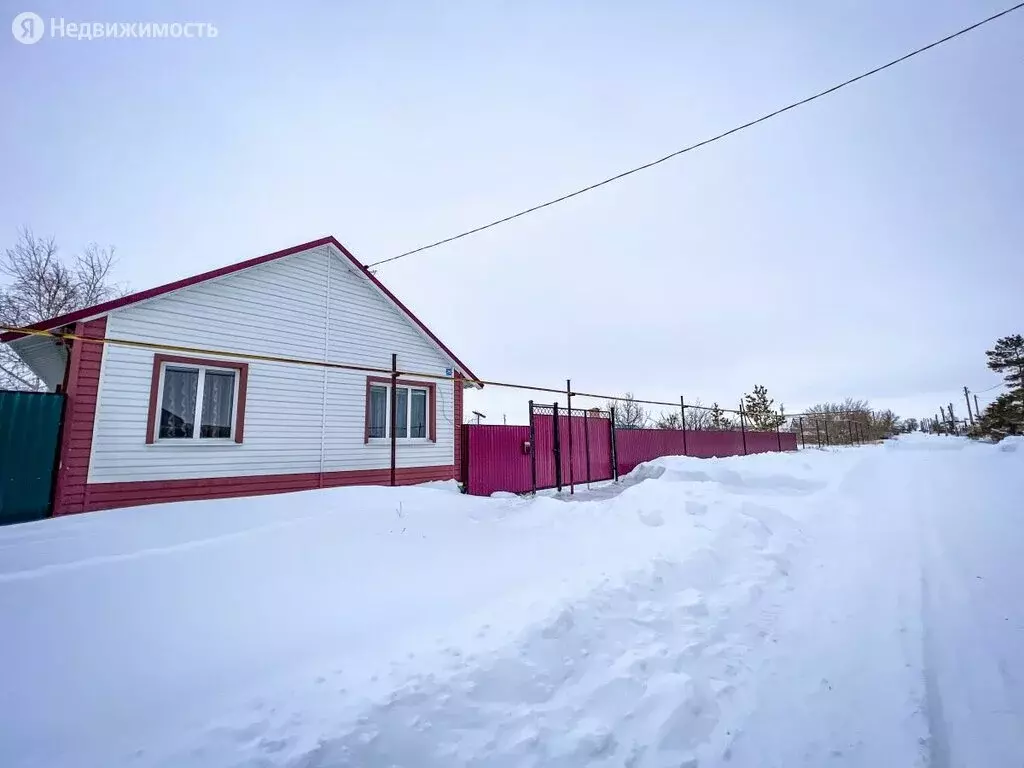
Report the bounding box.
[463,407,798,496]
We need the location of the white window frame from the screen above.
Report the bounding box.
[368,383,431,441]
[154,362,241,443]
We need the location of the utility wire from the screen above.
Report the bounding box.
[366,2,1024,269]
[971,382,1003,394]
[0,323,864,420]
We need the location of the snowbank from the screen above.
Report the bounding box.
[1,436,1021,767]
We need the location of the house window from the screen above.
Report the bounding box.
[147,355,249,444]
[365,377,436,442]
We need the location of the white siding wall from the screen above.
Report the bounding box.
[88,245,455,483]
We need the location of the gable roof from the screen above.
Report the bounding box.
[1,236,480,384]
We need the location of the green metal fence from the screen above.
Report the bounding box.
[0,391,65,525]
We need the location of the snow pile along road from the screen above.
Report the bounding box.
[1,435,1022,767]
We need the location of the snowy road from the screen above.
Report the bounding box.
[1,436,1022,767]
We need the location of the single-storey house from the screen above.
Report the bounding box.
[1,236,480,515]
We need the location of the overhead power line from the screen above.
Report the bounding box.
[971,383,1003,394]
[367,2,1024,269]
[0,322,859,419]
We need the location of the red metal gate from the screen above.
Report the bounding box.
[530,403,614,493]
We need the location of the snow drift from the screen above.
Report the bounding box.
[1,435,1022,767]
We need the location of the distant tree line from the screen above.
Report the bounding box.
[615,385,909,444]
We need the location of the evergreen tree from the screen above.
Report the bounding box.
[709,402,730,429]
[977,392,1024,439]
[986,334,1024,390]
[743,385,785,431]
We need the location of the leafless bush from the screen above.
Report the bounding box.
[606,392,648,429]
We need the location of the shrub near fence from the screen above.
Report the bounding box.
[462,405,797,496]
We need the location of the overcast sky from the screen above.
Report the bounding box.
[3,0,1021,425]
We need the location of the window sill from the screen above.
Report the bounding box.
[148,438,242,446]
[366,438,435,446]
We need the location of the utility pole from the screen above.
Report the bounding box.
[947,402,957,434]
[939,407,947,434]
[963,386,974,426]
[974,394,981,421]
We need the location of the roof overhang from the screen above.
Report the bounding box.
[4,332,68,391]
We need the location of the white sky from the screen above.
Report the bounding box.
[3,0,1020,426]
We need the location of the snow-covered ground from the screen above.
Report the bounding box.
[1,435,1022,767]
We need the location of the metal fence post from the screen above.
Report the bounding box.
[552,401,562,492]
[680,396,688,456]
[390,353,398,487]
[609,406,619,482]
[776,418,782,452]
[529,400,537,494]
[566,379,574,495]
[739,401,748,455]
[583,407,592,487]
[799,416,806,449]
[823,419,830,446]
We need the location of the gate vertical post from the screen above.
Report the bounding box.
[815,418,822,448]
[529,400,537,494]
[680,396,688,456]
[583,407,592,487]
[776,417,783,452]
[799,416,806,449]
[609,406,619,482]
[739,401,748,455]
[823,419,831,446]
[566,379,574,495]
[390,353,398,487]
[552,401,562,492]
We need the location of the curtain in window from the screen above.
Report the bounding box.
[395,387,408,438]
[160,367,198,438]
[201,371,236,438]
[369,385,388,438]
[410,389,427,438]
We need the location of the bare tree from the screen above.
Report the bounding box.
[1,227,123,390]
[654,411,681,430]
[683,398,715,431]
[799,398,901,442]
[606,392,648,429]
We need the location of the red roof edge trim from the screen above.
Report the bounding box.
[0,237,334,343]
[0,235,481,385]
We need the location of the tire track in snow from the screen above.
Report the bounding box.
[920,571,951,768]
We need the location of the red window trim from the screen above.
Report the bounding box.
[146,354,249,444]
[364,376,437,443]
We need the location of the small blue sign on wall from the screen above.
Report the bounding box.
[445,367,453,377]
